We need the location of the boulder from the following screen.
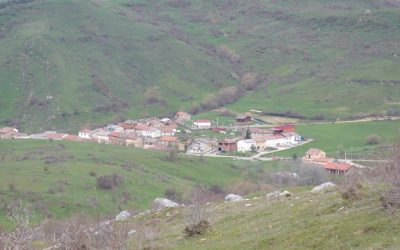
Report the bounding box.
[310,182,337,193]
[281,190,292,197]
[224,194,243,202]
[115,211,131,221]
[152,198,179,210]
[265,191,281,200]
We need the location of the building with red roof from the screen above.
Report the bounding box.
[0,127,19,139]
[323,162,352,174]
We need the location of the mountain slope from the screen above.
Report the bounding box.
[0,0,400,132]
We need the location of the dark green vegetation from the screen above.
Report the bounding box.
[0,139,276,228]
[0,0,400,132]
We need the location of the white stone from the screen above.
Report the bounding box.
[310,182,337,194]
[115,211,131,221]
[245,203,252,207]
[224,194,243,202]
[128,230,137,236]
[152,198,179,210]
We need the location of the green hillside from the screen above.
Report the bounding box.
[0,0,400,132]
[0,139,276,228]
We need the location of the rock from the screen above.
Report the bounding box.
[115,211,131,221]
[128,230,137,236]
[245,203,252,207]
[266,191,292,200]
[224,194,243,202]
[152,197,179,210]
[310,182,337,193]
[281,190,292,197]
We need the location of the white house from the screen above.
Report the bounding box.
[237,139,256,152]
[143,128,161,138]
[92,130,111,144]
[78,129,92,140]
[282,132,302,144]
[265,135,288,147]
[160,128,175,136]
[193,120,212,129]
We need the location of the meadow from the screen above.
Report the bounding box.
[269,119,400,158]
[0,139,281,228]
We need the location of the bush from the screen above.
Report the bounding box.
[184,220,210,237]
[96,174,123,190]
[366,135,382,145]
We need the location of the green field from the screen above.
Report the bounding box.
[0,139,282,228]
[0,0,399,132]
[270,119,400,158]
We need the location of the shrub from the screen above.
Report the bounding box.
[366,135,382,145]
[96,174,123,190]
[184,220,210,237]
[184,186,210,237]
[89,171,97,177]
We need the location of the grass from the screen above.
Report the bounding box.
[268,119,400,158]
[0,139,280,228]
[0,1,400,131]
[127,190,400,249]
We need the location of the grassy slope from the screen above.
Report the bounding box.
[0,0,399,132]
[119,0,400,119]
[130,191,400,249]
[0,139,278,227]
[270,119,400,158]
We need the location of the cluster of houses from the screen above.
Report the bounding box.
[303,148,353,174]
[75,116,188,151]
[1,112,305,156]
[188,123,304,154]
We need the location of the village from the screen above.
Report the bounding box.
[0,111,354,174]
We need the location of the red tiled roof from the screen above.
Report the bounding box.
[219,138,237,144]
[80,129,91,134]
[109,132,122,138]
[160,136,178,142]
[44,133,68,140]
[324,162,352,172]
[64,134,81,141]
[274,124,295,130]
[0,127,17,133]
[194,120,211,123]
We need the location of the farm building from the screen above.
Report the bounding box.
[193,120,212,129]
[0,127,19,139]
[237,139,256,152]
[323,162,352,174]
[265,134,288,147]
[303,148,326,162]
[218,139,237,152]
[125,135,143,148]
[188,139,215,154]
[282,132,302,144]
[235,114,252,124]
[273,124,296,134]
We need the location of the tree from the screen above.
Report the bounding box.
[245,127,251,139]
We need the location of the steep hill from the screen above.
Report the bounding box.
[0,0,400,132]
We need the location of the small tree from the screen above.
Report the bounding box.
[245,127,251,139]
[184,185,210,237]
